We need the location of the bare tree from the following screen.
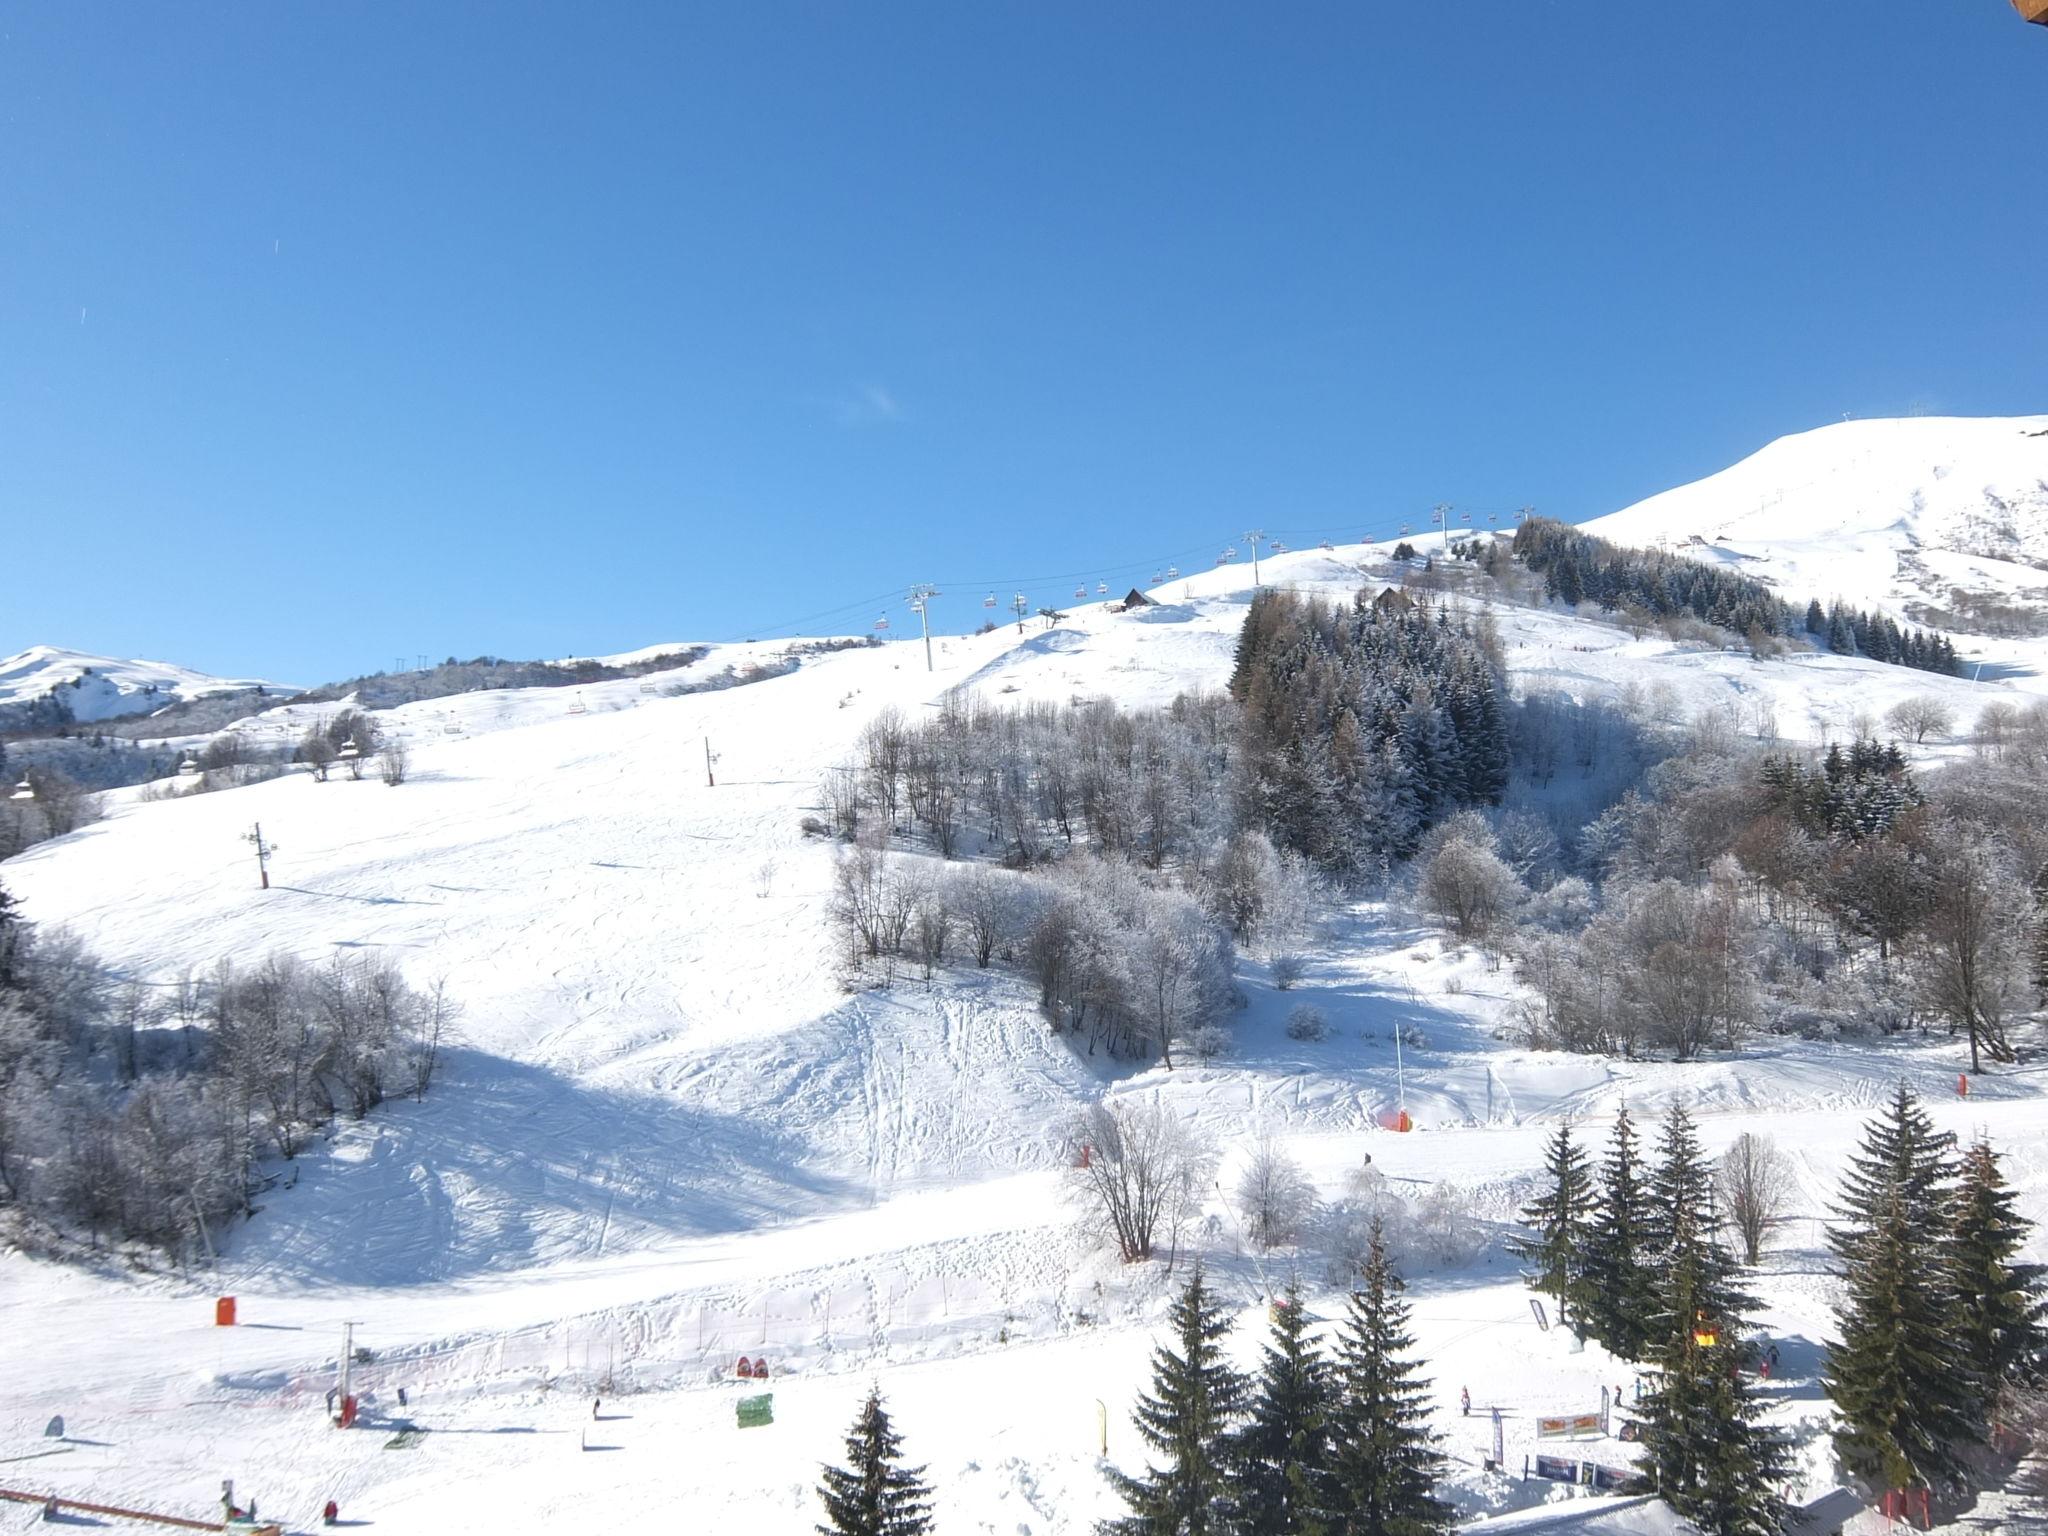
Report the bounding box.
[1716,1131,1793,1265]
[298,726,336,781]
[1915,826,2025,1073]
[1236,1133,1317,1250]
[1066,1099,1215,1263]
[1886,696,1956,745]
[952,864,1013,968]
[379,737,410,787]
[1419,835,1525,939]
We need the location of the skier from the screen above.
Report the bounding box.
[324,1498,339,1526]
[1460,1386,1471,1417]
[397,1386,408,1408]
[592,1396,601,1419]
[1767,1343,1780,1372]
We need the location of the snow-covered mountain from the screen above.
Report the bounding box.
[1582,414,2048,638]
[0,644,293,724]
[7,435,2048,1531]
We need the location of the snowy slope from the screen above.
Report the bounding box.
[1581,415,2048,642]
[0,644,292,723]
[4,531,2048,1530]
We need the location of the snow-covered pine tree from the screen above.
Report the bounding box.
[1325,1219,1453,1536]
[1508,1122,1596,1333]
[1951,1138,2048,1409]
[815,1388,935,1536]
[1230,1281,1336,1536]
[1824,1086,1982,1497]
[1645,1108,1743,1309]
[1580,1105,1659,1361]
[1107,1262,1248,1536]
[1630,1166,1790,1536]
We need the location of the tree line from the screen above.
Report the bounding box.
[1512,517,1955,675]
[0,880,454,1258]
[1514,1090,2045,1529]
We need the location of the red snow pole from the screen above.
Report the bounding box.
[1958,1073,1970,1097]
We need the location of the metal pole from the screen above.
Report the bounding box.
[704,738,715,788]
[908,585,939,672]
[1244,530,1264,587]
[339,1321,353,1422]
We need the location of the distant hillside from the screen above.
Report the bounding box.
[1582,415,2048,637]
[0,645,294,729]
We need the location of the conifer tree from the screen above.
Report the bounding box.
[1108,1262,1248,1536]
[1508,1122,1596,1332]
[1645,1107,1748,1321]
[1580,1105,1659,1360]
[1950,1138,2047,1407]
[1231,1281,1337,1536]
[1325,1220,1453,1536]
[1824,1086,1982,1496]
[816,1388,935,1536]
[1631,1168,1790,1536]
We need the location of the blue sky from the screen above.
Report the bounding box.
[4,3,2044,684]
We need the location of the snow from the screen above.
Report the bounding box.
[1582,415,2048,655]
[0,645,293,725]
[7,435,2048,1530]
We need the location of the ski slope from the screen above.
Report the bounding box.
[5,515,2048,1530]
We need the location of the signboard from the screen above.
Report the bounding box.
[736,1393,775,1429]
[1491,1407,1504,1466]
[1591,1463,1633,1493]
[1533,1455,1578,1483]
[1535,1413,1602,1440]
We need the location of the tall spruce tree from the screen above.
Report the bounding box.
[816,1388,935,1536]
[1231,1281,1337,1536]
[1580,1105,1660,1361]
[1325,1219,1453,1536]
[1951,1138,2048,1408]
[1645,1107,1749,1322]
[1509,1122,1597,1332]
[1824,1086,1982,1496]
[1108,1262,1248,1536]
[1632,1120,1789,1536]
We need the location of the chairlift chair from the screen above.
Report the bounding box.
[983,593,997,608]
[177,756,201,777]
[9,778,33,802]
[1074,586,1087,600]
[1271,541,1287,554]
[568,694,587,716]
[874,614,890,631]
[1096,581,1109,595]
[1165,565,1179,579]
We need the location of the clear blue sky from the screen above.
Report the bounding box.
[5,3,2044,684]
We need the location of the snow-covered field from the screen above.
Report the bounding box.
[7,421,2048,1533]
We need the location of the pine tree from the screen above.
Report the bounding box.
[1951,1138,2048,1408]
[1108,1262,1248,1536]
[1824,1086,1982,1496]
[815,1388,935,1536]
[1508,1122,1597,1332]
[1325,1220,1453,1536]
[1232,1282,1337,1536]
[1580,1106,1659,1360]
[1630,1182,1790,1536]
[1645,1108,1746,1318]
